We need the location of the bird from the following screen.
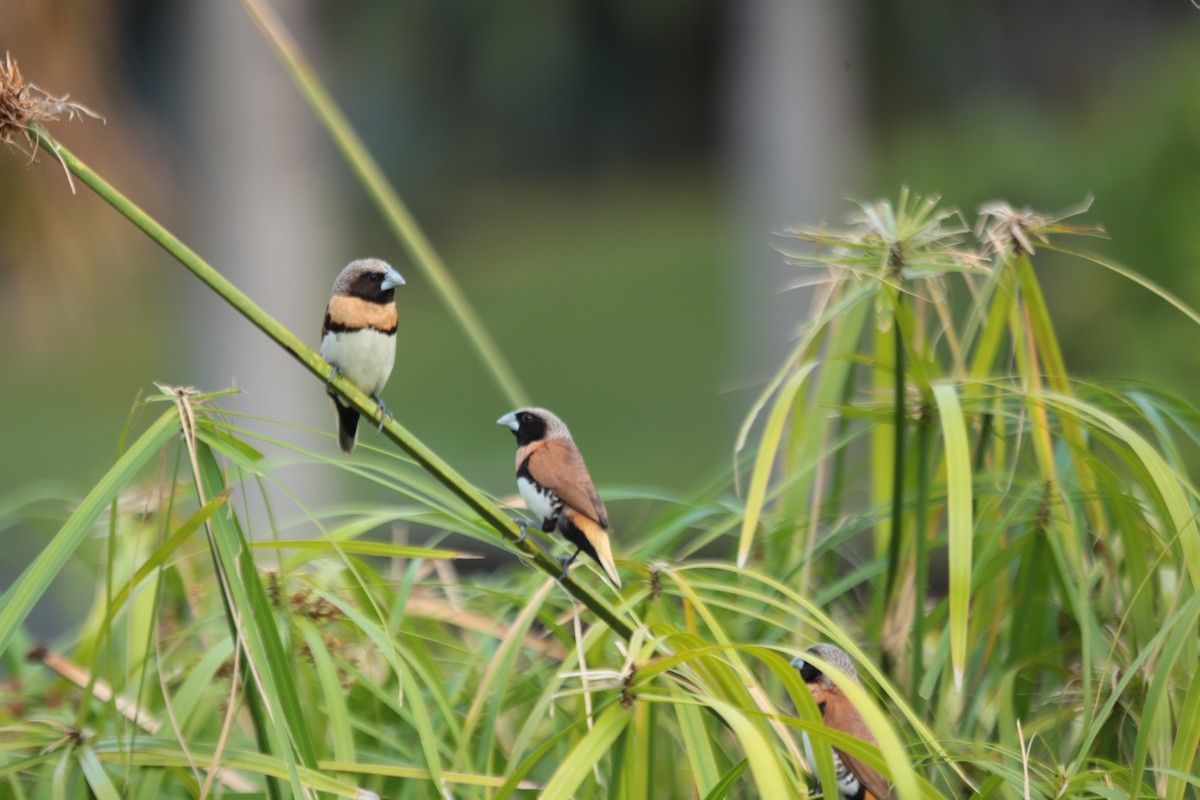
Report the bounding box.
[319,258,405,453]
[496,407,622,587]
[790,644,891,800]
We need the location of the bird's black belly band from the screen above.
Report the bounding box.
[558,515,601,565]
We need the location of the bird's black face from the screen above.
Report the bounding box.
[512,411,547,445]
[798,661,823,684]
[348,269,396,304]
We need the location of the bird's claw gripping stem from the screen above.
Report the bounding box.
[556,550,581,581]
[372,394,393,435]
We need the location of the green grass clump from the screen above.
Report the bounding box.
[2,188,1198,798]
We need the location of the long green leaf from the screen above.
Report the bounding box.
[76,746,121,800]
[107,489,232,615]
[540,704,631,800]
[1165,660,1200,800]
[1044,392,1200,589]
[705,697,795,798]
[249,539,476,560]
[738,362,820,567]
[192,437,319,798]
[933,383,972,691]
[676,701,721,796]
[0,410,177,660]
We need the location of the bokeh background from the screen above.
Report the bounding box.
[2,1,1198,624]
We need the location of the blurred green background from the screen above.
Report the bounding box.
[2,2,1198,620]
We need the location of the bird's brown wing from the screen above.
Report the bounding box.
[526,438,610,528]
[823,698,891,800]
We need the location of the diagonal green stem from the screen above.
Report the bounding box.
[32,125,632,641]
[238,0,529,409]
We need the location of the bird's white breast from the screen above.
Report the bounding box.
[517,476,559,524]
[320,328,396,397]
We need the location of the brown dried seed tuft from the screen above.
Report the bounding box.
[1,52,101,190]
[289,586,343,623]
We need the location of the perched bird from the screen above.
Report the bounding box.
[496,407,621,587]
[790,644,891,800]
[319,258,405,453]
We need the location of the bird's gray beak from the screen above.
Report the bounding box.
[381,267,406,291]
[789,656,807,671]
[496,412,519,431]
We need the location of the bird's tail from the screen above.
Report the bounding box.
[565,508,622,588]
[333,398,360,453]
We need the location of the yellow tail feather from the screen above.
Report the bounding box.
[571,511,622,588]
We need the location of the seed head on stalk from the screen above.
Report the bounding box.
[1,52,101,191]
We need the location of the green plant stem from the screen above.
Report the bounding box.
[884,311,906,608]
[32,125,633,642]
[238,0,529,409]
[910,405,933,706]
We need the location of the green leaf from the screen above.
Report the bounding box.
[676,701,721,796]
[705,698,795,798]
[738,362,820,567]
[1165,662,1200,800]
[249,538,477,560]
[933,382,972,692]
[107,489,232,615]
[539,704,631,800]
[702,759,749,800]
[76,746,122,800]
[298,621,354,765]
[192,437,320,798]
[0,410,178,660]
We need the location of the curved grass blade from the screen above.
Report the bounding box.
[249,539,478,561]
[0,410,178,660]
[106,489,232,616]
[933,382,972,692]
[703,758,750,800]
[703,697,795,797]
[452,578,556,774]
[738,362,819,567]
[1044,392,1200,589]
[676,701,721,796]
[1165,662,1200,800]
[539,704,631,800]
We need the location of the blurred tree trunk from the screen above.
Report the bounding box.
[179,1,342,530]
[725,0,863,384]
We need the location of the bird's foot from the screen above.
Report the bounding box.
[514,520,534,544]
[556,550,580,581]
[372,395,393,434]
[325,365,341,394]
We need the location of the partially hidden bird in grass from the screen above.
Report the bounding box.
[497,407,622,587]
[790,643,891,800]
[319,258,405,453]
